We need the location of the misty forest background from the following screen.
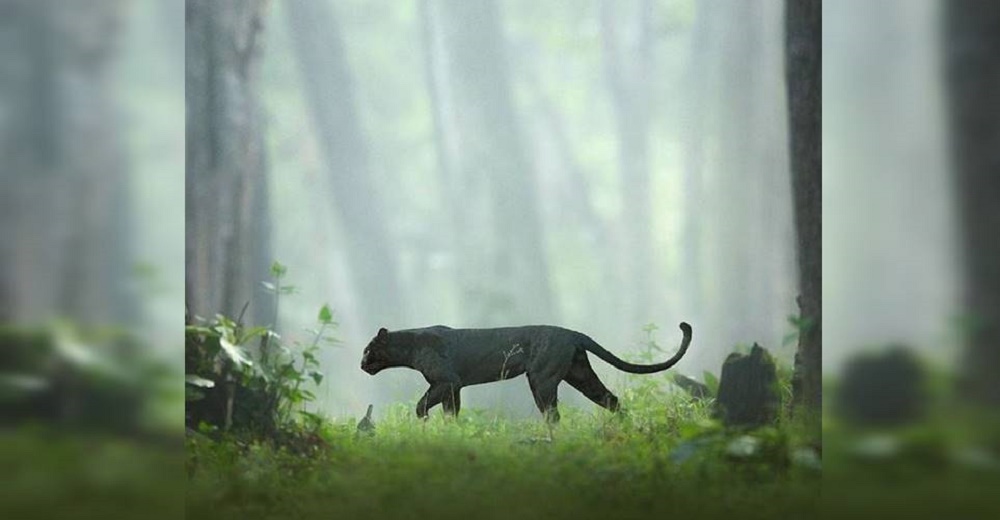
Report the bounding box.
[188,0,805,419]
[10,0,985,426]
[8,1,1000,516]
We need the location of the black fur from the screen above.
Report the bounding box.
[360,322,692,423]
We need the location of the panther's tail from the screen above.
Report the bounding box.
[582,322,692,374]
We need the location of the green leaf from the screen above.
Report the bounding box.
[185,375,215,388]
[280,286,298,295]
[702,370,719,396]
[220,337,253,367]
[239,326,271,344]
[185,325,215,336]
[318,304,333,324]
[309,370,324,386]
[270,261,287,278]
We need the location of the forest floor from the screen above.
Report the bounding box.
[4,395,999,520]
[185,400,820,520]
[181,393,999,520]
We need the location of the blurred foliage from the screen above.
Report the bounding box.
[0,322,176,435]
[185,264,337,448]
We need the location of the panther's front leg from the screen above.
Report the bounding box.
[416,382,461,419]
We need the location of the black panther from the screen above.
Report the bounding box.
[360,322,692,423]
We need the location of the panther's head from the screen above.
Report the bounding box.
[360,327,391,375]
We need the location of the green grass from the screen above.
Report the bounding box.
[186,392,823,520]
[5,394,999,520]
[0,427,184,520]
[183,387,1000,520]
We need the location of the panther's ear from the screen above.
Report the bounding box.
[377,327,388,339]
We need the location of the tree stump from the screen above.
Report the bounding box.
[714,344,779,428]
[835,346,927,427]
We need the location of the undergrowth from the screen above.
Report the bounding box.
[185,383,824,520]
[179,266,997,519]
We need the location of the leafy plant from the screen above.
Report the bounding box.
[184,263,337,442]
[782,313,816,349]
[702,370,720,397]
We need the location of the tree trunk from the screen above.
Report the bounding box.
[785,0,822,416]
[599,0,656,335]
[1,0,135,327]
[418,0,470,322]
[515,35,618,337]
[680,0,713,324]
[437,0,555,325]
[284,0,403,332]
[945,1,1000,407]
[713,0,764,346]
[185,0,272,324]
[715,344,780,428]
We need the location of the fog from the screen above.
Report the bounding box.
[1,0,978,424]
[243,0,797,418]
[824,0,959,372]
[7,0,1000,513]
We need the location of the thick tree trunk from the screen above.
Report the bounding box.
[945,2,1000,407]
[785,0,822,415]
[284,0,403,331]
[437,0,555,325]
[185,0,272,324]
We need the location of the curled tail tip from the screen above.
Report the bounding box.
[679,322,692,334]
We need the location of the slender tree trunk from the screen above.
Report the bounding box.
[1,0,135,327]
[251,137,275,330]
[185,0,272,324]
[515,37,618,335]
[437,0,555,325]
[785,0,822,416]
[712,0,762,346]
[284,0,403,332]
[418,0,470,323]
[680,0,713,324]
[599,0,656,335]
[945,1,1000,407]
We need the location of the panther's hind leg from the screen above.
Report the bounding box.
[564,351,620,413]
[441,385,462,417]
